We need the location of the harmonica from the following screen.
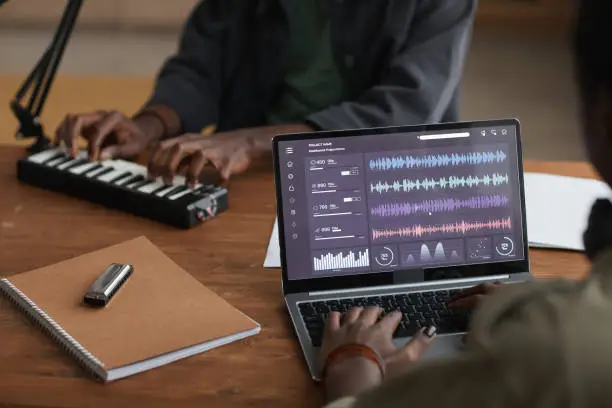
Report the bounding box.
[84,263,133,307]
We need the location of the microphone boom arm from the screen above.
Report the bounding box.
[9,0,83,153]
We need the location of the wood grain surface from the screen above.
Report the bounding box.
[0,73,598,407]
[0,143,595,407]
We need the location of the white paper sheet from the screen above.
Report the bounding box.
[523,172,612,251]
[263,218,281,268]
[263,173,612,267]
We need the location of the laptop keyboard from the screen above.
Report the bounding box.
[298,289,470,347]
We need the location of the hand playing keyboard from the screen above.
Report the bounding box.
[54,110,162,161]
[20,148,229,229]
[299,290,471,347]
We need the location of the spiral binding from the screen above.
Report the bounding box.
[0,278,105,379]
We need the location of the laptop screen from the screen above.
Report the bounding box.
[275,121,525,282]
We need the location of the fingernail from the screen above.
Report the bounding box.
[425,326,437,337]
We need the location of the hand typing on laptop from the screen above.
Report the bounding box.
[320,306,436,402]
[447,282,504,310]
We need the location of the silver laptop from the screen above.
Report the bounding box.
[272,119,533,380]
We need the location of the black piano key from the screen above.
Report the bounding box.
[150,184,172,195]
[41,152,66,165]
[62,158,87,170]
[198,184,216,193]
[118,174,145,186]
[128,179,151,189]
[92,167,114,178]
[108,171,131,183]
[49,156,73,167]
[82,164,103,176]
[160,185,187,198]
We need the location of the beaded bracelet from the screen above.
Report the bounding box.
[322,343,385,380]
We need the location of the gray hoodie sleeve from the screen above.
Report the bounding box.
[145,1,224,134]
[307,0,477,130]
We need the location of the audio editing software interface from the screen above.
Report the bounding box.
[278,126,525,281]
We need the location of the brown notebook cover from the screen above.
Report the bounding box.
[0,236,260,382]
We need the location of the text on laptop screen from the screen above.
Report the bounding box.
[277,125,525,281]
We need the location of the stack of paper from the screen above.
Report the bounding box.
[263,173,612,267]
[523,173,612,251]
[263,220,281,268]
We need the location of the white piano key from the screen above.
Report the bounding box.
[114,174,139,186]
[112,159,148,176]
[46,155,71,167]
[27,148,63,164]
[68,161,101,175]
[155,185,178,197]
[153,175,190,197]
[85,165,111,178]
[125,178,149,189]
[138,179,166,194]
[96,162,128,182]
[56,152,88,170]
[168,185,201,201]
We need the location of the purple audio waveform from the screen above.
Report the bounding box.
[370,195,510,217]
[372,217,512,240]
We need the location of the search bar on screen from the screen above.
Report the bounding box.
[418,132,470,140]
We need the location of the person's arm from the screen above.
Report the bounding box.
[323,351,532,408]
[307,0,477,130]
[140,0,226,138]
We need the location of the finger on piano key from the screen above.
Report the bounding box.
[56,151,88,170]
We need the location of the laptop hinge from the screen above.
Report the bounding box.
[307,274,510,297]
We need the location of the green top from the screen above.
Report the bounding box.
[266,0,347,125]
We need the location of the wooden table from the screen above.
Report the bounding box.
[0,142,596,407]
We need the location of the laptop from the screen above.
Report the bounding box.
[272,118,533,380]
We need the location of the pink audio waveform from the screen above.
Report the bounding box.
[372,217,512,240]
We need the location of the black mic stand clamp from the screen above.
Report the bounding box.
[10,100,49,153]
[8,0,83,154]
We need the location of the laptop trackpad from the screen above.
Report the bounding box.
[393,333,465,360]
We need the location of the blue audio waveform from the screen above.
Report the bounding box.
[370,194,510,217]
[369,173,509,194]
[369,150,507,171]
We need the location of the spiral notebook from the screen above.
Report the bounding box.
[0,236,260,382]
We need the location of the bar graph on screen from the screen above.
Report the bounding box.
[312,248,370,272]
